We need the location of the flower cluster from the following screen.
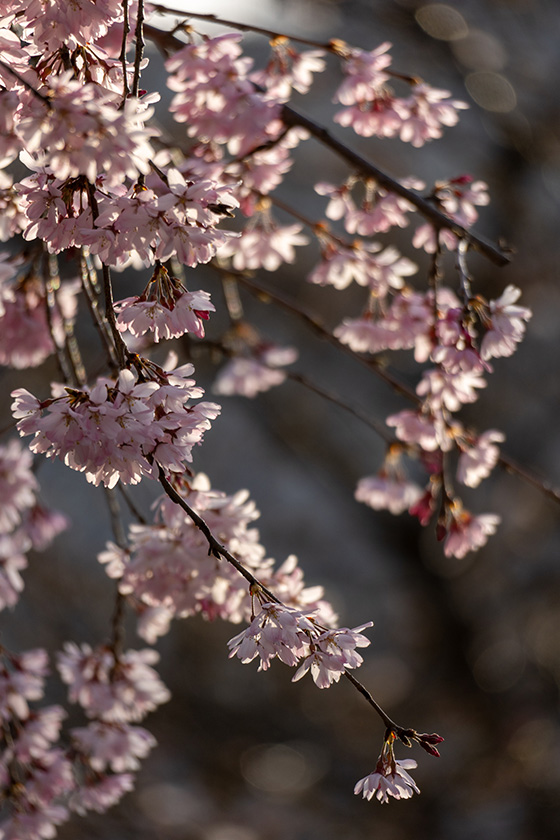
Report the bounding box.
[98,472,335,642]
[228,601,373,688]
[115,263,215,342]
[0,438,68,612]
[11,361,220,488]
[166,33,284,157]
[332,42,467,145]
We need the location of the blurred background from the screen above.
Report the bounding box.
[3,0,560,838]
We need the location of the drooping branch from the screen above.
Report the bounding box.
[156,464,421,742]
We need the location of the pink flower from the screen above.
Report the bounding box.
[115,265,215,342]
[0,647,49,722]
[354,758,420,803]
[480,285,532,360]
[214,345,298,399]
[457,430,504,488]
[251,44,326,100]
[443,508,500,558]
[333,42,392,106]
[70,774,134,815]
[395,83,468,147]
[355,475,423,515]
[57,644,170,722]
[71,720,156,772]
[292,623,373,688]
[0,438,37,532]
[10,706,66,762]
[227,603,314,671]
[219,223,308,271]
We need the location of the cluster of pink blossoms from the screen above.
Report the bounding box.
[0,438,68,612]
[348,280,531,557]
[98,472,336,643]
[114,263,215,342]
[332,41,468,145]
[300,170,530,559]
[228,602,373,688]
[0,250,80,369]
[11,360,220,488]
[0,642,169,838]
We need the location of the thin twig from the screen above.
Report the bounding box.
[80,250,119,369]
[119,0,131,102]
[101,264,128,369]
[157,467,281,604]
[285,370,394,443]
[343,671,400,732]
[497,453,560,506]
[148,3,331,49]
[157,464,413,737]
[132,0,146,98]
[104,488,128,663]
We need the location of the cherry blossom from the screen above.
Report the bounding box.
[479,285,532,360]
[69,773,134,816]
[115,264,215,342]
[395,83,468,147]
[219,220,308,271]
[354,758,420,803]
[227,603,315,671]
[251,40,326,100]
[57,644,170,722]
[213,344,298,398]
[333,42,393,106]
[443,505,500,558]
[11,361,221,488]
[413,177,489,252]
[457,430,505,488]
[292,623,374,688]
[356,474,423,515]
[71,721,156,773]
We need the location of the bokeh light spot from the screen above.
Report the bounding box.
[415,4,468,41]
[466,72,517,112]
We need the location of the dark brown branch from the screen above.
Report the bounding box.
[101,263,128,369]
[119,0,131,101]
[132,0,145,98]
[157,467,281,604]
[157,465,417,737]
[280,105,511,267]
[148,3,330,49]
[285,370,394,443]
